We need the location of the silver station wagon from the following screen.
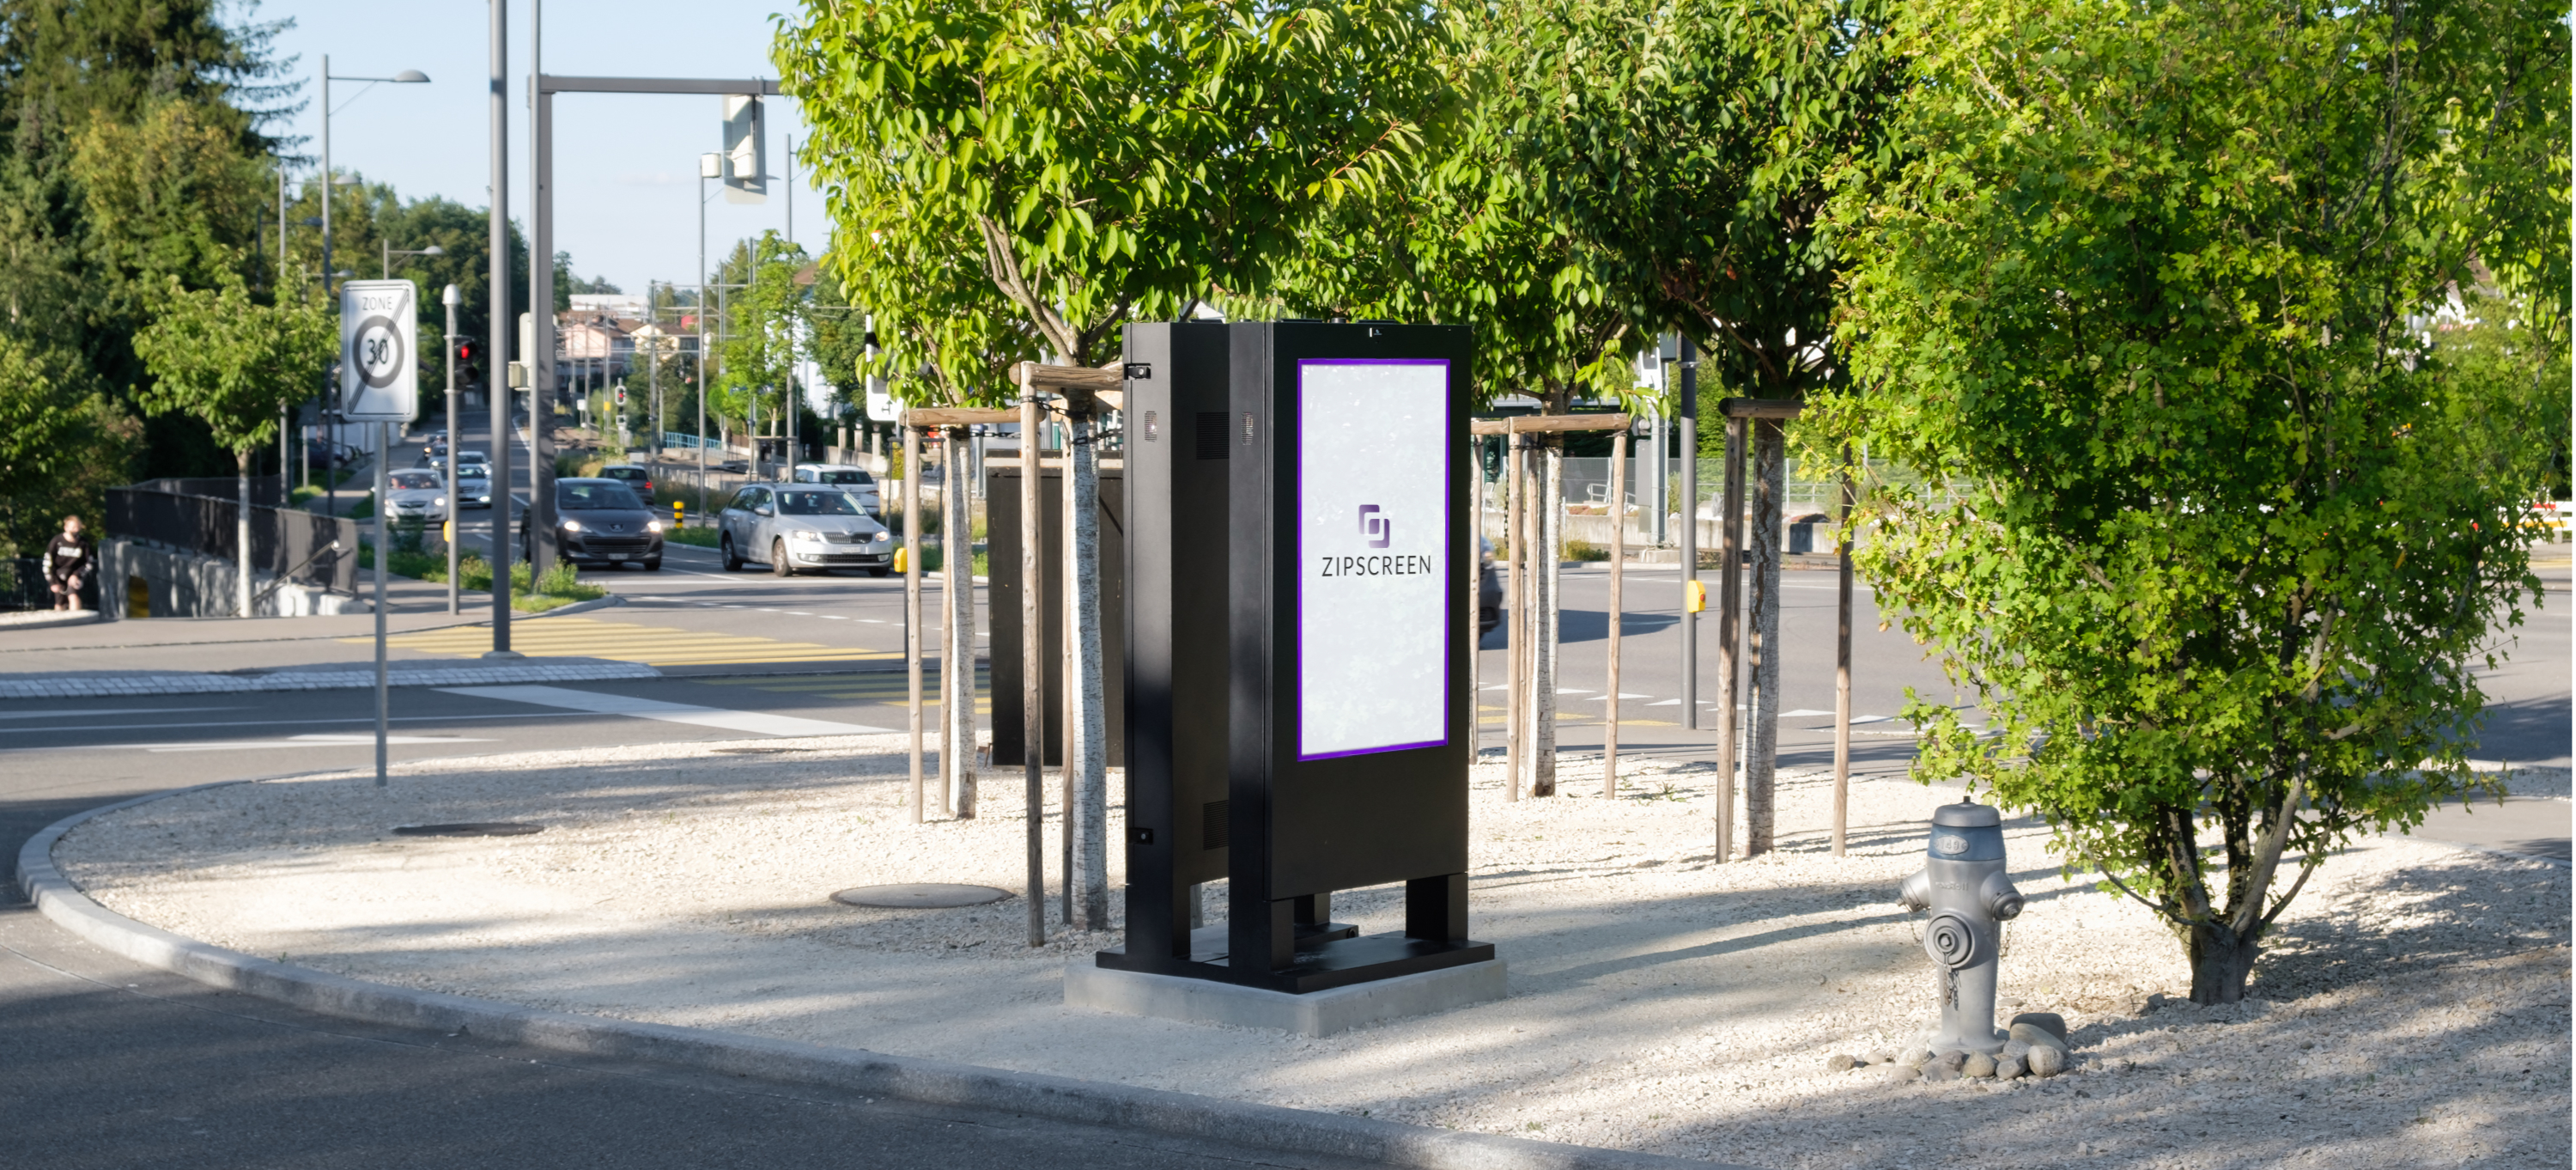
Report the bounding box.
[717,484,894,576]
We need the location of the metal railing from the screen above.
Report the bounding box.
[0,557,55,612]
[105,488,361,594]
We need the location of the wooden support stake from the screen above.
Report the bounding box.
[1504,436,1527,801]
[1019,379,1045,947]
[1060,411,1075,926]
[904,424,924,823]
[1604,430,1626,798]
[1833,448,1855,857]
[1715,417,1747,863]
[1468,436,1484,760]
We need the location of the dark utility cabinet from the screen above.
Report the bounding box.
[1104,320,1491,994]
[987,464,1125,767]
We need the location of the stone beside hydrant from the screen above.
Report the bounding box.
[1897,802,2025,1059]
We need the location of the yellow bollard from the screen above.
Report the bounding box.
[892,546,908,575]
[442,520,453,544]
[673,502,683,527]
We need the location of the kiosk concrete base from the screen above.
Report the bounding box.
[1066,957,1507,1038]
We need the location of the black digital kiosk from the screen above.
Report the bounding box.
[1107,320,1491,994]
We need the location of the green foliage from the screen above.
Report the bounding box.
[131,274,336,465]
[1498,0,1902,399]
[709,233,812,433]
[1272,7,1643,412]
[1827,0,2566,1001]
[0,333,139,554]
[780,0,1450,379]
[0,0,292,478]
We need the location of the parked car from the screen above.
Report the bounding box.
[383,469,449,524]
[522,478,663,570]
[454,461,495,509]
[598,463,654,499]
[716,484,894,576]
[791,464,883,515]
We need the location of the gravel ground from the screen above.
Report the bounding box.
[53,740,2571,1170]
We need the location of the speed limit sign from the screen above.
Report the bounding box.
[339,279,418,422]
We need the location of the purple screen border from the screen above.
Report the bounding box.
[1294,356,1454,763]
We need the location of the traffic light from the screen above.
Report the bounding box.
[453,338,483,387]
[615,383,628,406]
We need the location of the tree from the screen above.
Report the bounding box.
[1498,0,1904,850]
[132,275,336,615]
[1828,0,2566,1002]
[1273,9,1645,798]
[710,233,811,459]
[0,334,138,557]
[781,0,1448,923]
[0,0,294,478]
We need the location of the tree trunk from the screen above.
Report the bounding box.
[1531,442,1562,796]
[1744,421,1785,854]
[1065,408,1109,929]
[943,428,980,820]
[236,454,254,619]
[2187,919,2260,1004]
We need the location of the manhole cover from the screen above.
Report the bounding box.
[830,883,1012,909]
[392,823,544,838]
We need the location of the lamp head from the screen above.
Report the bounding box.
[700,153,723,180]
[443,283,461,307]
[422,245,447,256]
[392,70,430,83]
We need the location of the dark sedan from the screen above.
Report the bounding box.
[521,478,664,570]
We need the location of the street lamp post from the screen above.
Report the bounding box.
[385,241,447,279]
[699,150,719,521]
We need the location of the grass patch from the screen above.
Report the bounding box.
[1565,539,1610,563]
[356,541,607,612]
[663,525,720,549]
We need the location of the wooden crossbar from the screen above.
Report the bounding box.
[901,407,1018,428]
[1468,413,1634,436]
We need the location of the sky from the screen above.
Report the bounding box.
[239,0,826,297]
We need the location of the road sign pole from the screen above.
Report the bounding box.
[375,419,390,787]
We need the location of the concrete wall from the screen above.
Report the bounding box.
[101,539,367,619]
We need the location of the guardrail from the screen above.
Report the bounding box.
[105,488,361,594]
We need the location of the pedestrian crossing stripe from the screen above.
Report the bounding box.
[361,618,903,667]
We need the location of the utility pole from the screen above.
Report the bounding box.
[487,0,514,655]
[526,0,556,576]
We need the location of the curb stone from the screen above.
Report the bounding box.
[0,610,103,631]
[17,787,1744,1170]
[0,658,659,698]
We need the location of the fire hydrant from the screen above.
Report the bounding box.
[1897,802,2025,1057]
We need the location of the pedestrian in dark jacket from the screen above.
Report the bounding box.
[43,515,93,611]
